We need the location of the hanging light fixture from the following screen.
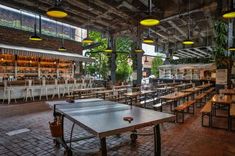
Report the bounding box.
[140,0,160,26]
[82,14,93,44]
[47,0,68,18]
[29,14,42,41]
[182,0,194,45]
[105,37,112,53]
[58,24,66,51]
[143,29,154,44]
[223,0,235,18]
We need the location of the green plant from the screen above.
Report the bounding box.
[213,20,228,68]
[151,56,163,77]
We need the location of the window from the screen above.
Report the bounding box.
[0,4,87,42]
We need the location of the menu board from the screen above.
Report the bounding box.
[216,69,227,85]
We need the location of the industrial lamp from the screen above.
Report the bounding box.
[47,0,68,18]
[182,39,194,45]
[30,15,42,41]
[140,0,160,27]
[228,47,235,51]
[182,0,194,45]
[223,0,235,19]
[58,46,66,51]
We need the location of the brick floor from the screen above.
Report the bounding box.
[0,101,235,156]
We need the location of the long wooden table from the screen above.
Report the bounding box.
[160,92,190,110]
[211,94,232,129]
[52,99,175,156]
[220,89,235,95]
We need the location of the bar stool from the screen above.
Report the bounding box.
[87,78,93,88]
[81,78,86,89]
[2,80,16,104]
[52,79,60,99]
[25,79,34,101]
[63,79,71,96]
[40,78,48,100]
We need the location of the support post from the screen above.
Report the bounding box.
[110,35,116,84]
[136,51,143,85]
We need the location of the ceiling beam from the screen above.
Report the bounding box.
[167,20,187,37]
[184,49,206,57]
[194,48,212,56]
[177,50,199,57]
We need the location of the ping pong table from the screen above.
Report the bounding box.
[52,99,175,156]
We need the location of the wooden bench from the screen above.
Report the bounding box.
[175,100,196,123]
[201,101,212,127]
[229,104,235,131]
[195,93,207,107]
[204,87,215,98]
[153,100,174,112]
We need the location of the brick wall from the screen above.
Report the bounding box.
[0,26,83,54]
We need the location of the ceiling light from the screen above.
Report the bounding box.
[82,37,93,44]
[223,10,235,19]
[104,48,112,53]
[29,34,42,41]
[143,36,154,44]
[47,1,67,18]
[140,17,160,27]
[58,46,66,51]
[140,0,160,27]
[182,39,194,45]
[135,49,144,53]
[228,47,235,51]
[30,15,42,41]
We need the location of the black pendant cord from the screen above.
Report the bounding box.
[187,0,191,40]
[34,14,37,35]
[62,24,64,46]
[148,0,152,16]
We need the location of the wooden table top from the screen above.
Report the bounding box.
[73,87,105,92]
[156,86,174,90]
[182,87,201,93]
[211,94,232,105]
[54,100,175,138]
[175,83,192,88]
[220,89,235,95]
[160,92,190,100]
[124,90,155,97]
[197,83,212,88]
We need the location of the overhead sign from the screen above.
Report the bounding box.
[216,69,227,85]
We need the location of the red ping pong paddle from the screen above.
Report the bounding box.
[123,116,133,123]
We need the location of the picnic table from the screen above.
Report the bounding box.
[51,99,175,156]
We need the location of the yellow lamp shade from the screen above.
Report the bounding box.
[104,49,112,53]
[47,7,68,18]
[223,10,235,19]
[29,34,42,41]
[182,40,194,45]
[140,16,160,27]
[135,49,144,53]
[143,37,154,44]
[82,38,93,44]
[58,46,66,51]
[228,47,235,51]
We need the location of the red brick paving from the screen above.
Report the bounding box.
[0,101,235,156]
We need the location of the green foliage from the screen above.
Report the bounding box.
[85,31,133,82]
[213,20,228,68]
[115,37,133,82]
[151,56,163,77]
[85,31,109,79]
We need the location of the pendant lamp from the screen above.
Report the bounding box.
[47,0,68,18]
[58,25,66,51]
[140,0,160,26]
[143,29,154,44]
[30,15,42,41]
[223,0,235,19]
[182,0,193,45]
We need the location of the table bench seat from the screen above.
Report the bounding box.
[201,101,212,127]
[153,100,174,111]
[175,100,196,123]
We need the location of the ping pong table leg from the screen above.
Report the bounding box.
[100,137,107,156]
[154,124,161,156]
